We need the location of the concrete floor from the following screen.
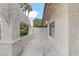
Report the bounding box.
[21,28,60,56]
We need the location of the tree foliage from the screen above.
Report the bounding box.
[19,3,32,15]
[33,18,43,27]
[20,22,29,37]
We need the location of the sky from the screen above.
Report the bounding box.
[28,3,45,20]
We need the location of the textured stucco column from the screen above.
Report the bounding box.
[0,4,22,56]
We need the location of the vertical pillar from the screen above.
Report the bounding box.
[0,3,22,56]
[0,4,12,55]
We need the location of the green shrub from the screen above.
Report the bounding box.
[20,22,29,37]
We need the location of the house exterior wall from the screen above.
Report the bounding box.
[69,4,79,56]
[47,4,69,56]
[45,3,79,56]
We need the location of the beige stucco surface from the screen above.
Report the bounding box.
[47,3,79,56]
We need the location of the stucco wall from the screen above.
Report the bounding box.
[0,3,23,56]
[48,4,69,55]
[69,4,79,56]
[48,3,79,56]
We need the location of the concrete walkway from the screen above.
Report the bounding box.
[21,28,60,56]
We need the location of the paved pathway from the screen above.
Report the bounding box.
[21,28,60,56]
